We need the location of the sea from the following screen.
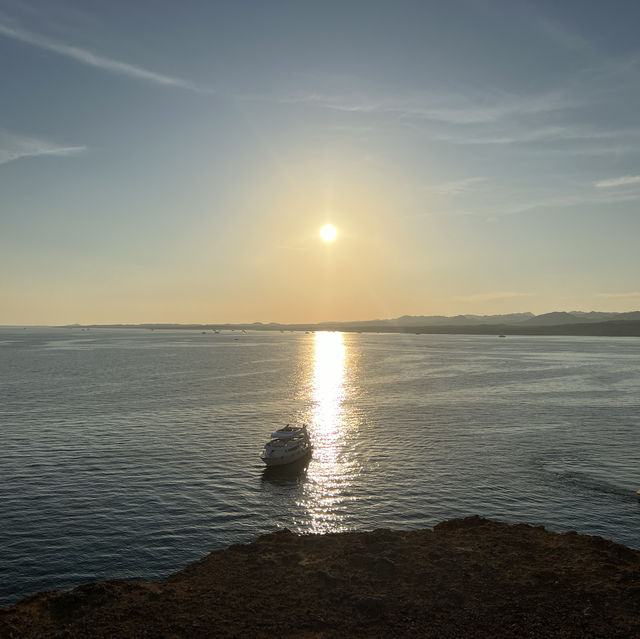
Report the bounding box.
[1,327,639,605]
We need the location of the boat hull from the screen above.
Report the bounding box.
[260,445,312,467]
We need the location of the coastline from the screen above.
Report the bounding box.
[2,516,639,638]
[53,319,640,337]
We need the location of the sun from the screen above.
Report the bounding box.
[320,224,337,242]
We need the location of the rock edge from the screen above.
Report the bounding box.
[2,516,640,638]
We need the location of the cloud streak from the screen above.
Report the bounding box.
[502,186,640,217]
[595,175,640,188]
[0,22,207,92]
[424,123,625,147]
[272,88,577,125]
[429,176,487,195]
[0,130,86,166]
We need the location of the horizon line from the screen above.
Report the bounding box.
[4,308,640,329]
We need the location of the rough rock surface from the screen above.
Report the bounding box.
[2,516,640,638]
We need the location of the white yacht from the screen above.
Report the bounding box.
[260,424,312,466]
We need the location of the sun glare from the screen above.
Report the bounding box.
[320,224,337,242]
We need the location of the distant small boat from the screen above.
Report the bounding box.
[499,335,506,338]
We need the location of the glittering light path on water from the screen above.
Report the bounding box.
[299,332,361,533]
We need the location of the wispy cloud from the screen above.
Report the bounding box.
[424,123,623,147]
[0,130,86,166]
[595,175,640,188]
[0,22,207,92]
[429,176,487,195]
[265,84,629,154]
[502,186,640,217]
[270,88,576,125]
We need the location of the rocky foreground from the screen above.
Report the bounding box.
[2,517,639,638]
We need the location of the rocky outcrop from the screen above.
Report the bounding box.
[2,516,639,638]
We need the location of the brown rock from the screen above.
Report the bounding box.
[2,517,640,638]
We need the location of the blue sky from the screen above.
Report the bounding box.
[2,0,640,324]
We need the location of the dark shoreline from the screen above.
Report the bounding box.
[2,516,639,638]
[59,318,640,337]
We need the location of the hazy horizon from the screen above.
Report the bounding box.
[3,1,640,325]
[4,307,640,328]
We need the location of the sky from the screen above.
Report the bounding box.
[2,0,640,324]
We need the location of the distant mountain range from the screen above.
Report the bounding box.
[294,311,640,336]
[64,311,640,337]
[326,311,640,328]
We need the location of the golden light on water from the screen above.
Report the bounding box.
[312,331,346,434]
[300,331,360,532]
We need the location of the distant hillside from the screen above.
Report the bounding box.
[371,313,535,327]
[333,311,640,329]
[312,319,640,337]
[408,319,640,337]
[464,313,536,324]
[519,312,584,326]
[61,311,640,337]
[571,310,640,322]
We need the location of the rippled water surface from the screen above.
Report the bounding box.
[1,327,639,604]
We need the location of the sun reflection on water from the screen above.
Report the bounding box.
[299,331,360,533]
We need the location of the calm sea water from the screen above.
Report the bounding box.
[1,327,639,605]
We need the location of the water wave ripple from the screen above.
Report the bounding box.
[1,328,639,605]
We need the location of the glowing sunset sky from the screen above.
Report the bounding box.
[2,0,640,324]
